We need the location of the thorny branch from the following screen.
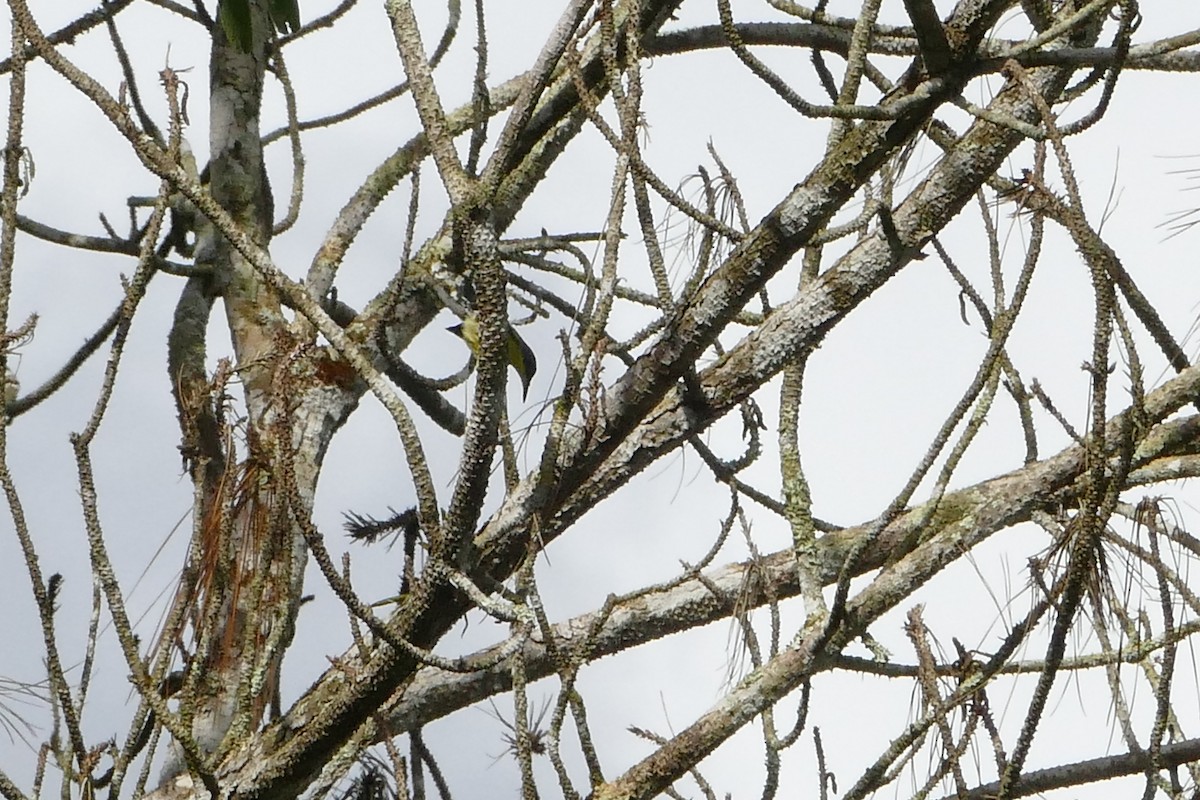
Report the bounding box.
[4,2,1200,800]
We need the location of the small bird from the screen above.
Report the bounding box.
[448,314,537,401]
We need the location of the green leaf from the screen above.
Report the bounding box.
[269,0,301,34]
[218,0,254,51]
[217,0,299,49]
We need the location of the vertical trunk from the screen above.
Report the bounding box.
[160,0,308,781]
